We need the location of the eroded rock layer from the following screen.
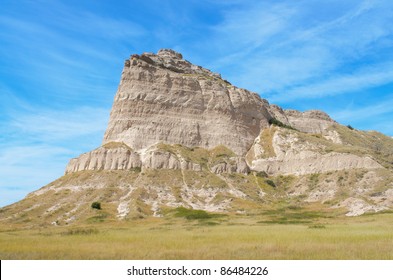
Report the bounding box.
[103,49,272,156]
[67,49,389,177]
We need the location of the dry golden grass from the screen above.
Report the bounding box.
[260,127,277,158]
[328,125,393,168]
[1,212,393,260]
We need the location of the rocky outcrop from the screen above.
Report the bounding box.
[210,157,250,174]
[67,49,386,177]
[247,127,383,175]
[333,198,387,216]
[66,142,250,174]
[65,143,141,173]
[141,149,201,171]
[267,104,291,126]
[103,49,271,156]
[285,109,336,133]
[66,143,203,173]
[268,106,336,134]
[251,152,382,176]
[142,150,181,170]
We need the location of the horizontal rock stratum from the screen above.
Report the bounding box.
[103,49,272,156]
[1,49,392,225]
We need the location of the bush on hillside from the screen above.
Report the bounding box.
[269,118,295,130]
[91,201,101,210]
[265,179,276,188]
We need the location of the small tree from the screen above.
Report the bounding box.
[347,125,354,130]
[91,201,101,210]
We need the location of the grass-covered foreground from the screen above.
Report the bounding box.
[1,210,393,260]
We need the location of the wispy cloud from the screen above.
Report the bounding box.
[0,1,145,105]
[327,93,393,136]
[0,101,109,205]
[213,2,295,52]
[7,107,108,143]
[331,93,393,122]
[269,62,393,102]
[0,1,145,41]
[0,144,72,204]
[0,90,108,149]
[206,0,393,100]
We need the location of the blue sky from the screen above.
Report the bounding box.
[1,0,393,207]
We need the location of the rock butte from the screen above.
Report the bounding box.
[67,49,382,176]
[1,49,392,224]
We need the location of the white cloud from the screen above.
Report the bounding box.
[331,94,393,122]
[269,62,393,102]
[0,104,108,207]
[0,97,110,199]
[0,3,145,41]
[214,3,295,51]
[8,107,108,142]
[0,144,72,207]
[234,45,335,94]
[206,0,393,100]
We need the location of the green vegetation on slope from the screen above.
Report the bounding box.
[269,118,296,130]
[331,124,393,168]
[102,141,133,150]
[156,143,236,168]
[173,207,224,220]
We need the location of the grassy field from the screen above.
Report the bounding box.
[1,211,393,260]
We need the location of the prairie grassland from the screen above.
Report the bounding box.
[1,212,393,260]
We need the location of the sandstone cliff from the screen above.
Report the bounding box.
[103,49,272,156]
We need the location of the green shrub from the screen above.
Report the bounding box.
[131,167,141,172]
[256,171,268,178]
[347,125,354,130]
[269,118,295,130]
[91,202,101,210]
[174,207,214,220]
[265,179,276,188]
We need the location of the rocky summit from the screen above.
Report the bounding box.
[2,49,393,227]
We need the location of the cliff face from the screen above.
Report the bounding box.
[102,49,271,156]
